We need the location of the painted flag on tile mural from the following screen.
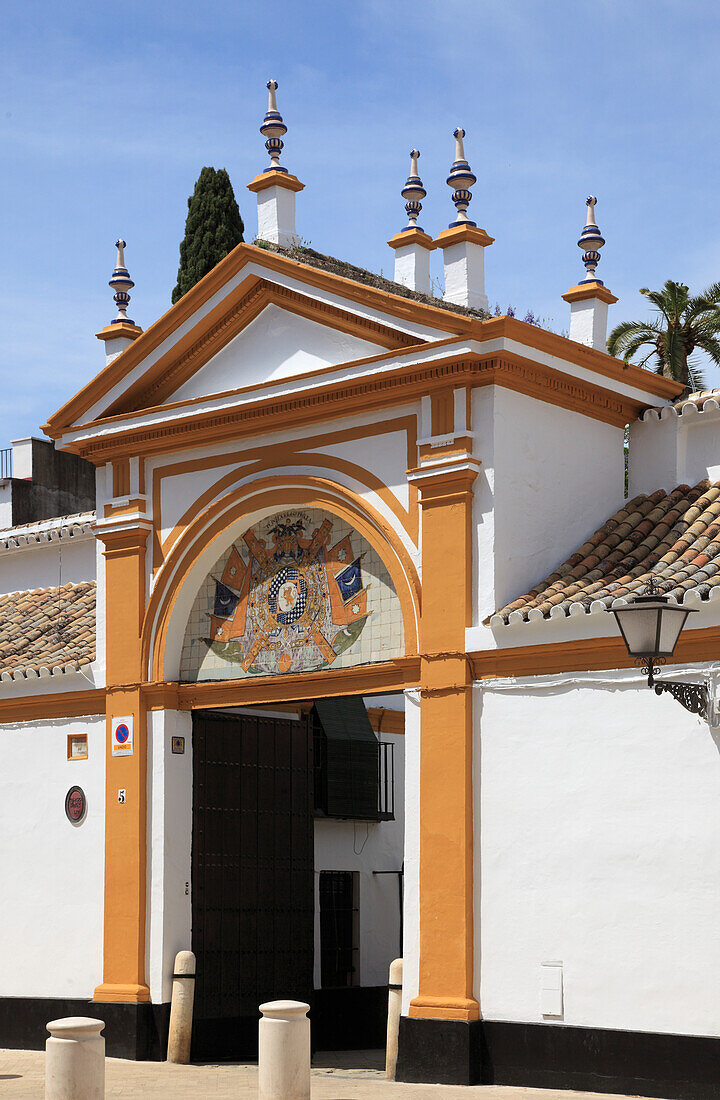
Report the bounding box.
[214,580,240,619]
[327,535,353,571]
[221,546,246,589]
[335,558,363,603]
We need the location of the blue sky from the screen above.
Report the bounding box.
[2,0,719,446]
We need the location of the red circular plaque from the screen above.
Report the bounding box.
[65,786,86,823]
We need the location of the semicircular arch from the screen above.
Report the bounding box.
[143,475,421,683]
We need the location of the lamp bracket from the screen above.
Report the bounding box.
[654,680,709,720]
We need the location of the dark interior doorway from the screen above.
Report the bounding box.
[191,708,314,1060]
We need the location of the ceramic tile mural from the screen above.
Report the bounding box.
[180,508,404,681]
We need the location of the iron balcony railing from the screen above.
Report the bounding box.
[0,448,11,480]
[313,735,395,821]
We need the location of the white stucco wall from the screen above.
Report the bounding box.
[171,303,385,401]
[630,408,720,498]
[0,536,95,597]
[476,671,720,1036]
[313,730,405,989]
[491,388,625,615]
[147,708,193,1004]
[470,387,625,629]
[0,714,106,998]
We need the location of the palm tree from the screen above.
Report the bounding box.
[607,280,720,394]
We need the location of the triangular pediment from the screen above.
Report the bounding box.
[44,243,459,435]
[167,300,391,404]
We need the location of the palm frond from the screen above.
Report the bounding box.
[695,333,720,366]
[686,357,707,392]
[607,320,659,356]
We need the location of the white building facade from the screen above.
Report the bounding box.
[0,88,718,1096]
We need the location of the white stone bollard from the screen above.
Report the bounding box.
[258,1000,310,1100]
[167,949,196,1064]
[385,958,403,1079]
[45,1017,105,1100]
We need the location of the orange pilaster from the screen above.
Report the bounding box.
[94,521,151,1004]
[409,465,479,1022]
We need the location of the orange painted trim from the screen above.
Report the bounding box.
[247,170,305,193]
[158,450,417,571]
[143,477,421,683]
[176,657,420,710]
[387,229,436,251]
[562,282,618,305]
[0,689,105,722]
[418,436,474,460]
[67,337,465,443]
[96,324,143,343]
[434,224,495,249]
[413,461,478,1019]
[45,241,678,438]
[150,416,418,569]
[104,278,420,417]
[482,315,681,399]
[42,243,477,436]
[409,997,480,1021]
[93,983,151,1003]
[103,497,147,518]
[470,621,720,679]
[69,348,653,466]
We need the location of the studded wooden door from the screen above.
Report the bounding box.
[191,709,314,1060]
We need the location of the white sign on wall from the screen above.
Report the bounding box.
[111,716,134,758]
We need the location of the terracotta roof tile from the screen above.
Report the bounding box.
[490,480,720,625]
[0,581,95,675]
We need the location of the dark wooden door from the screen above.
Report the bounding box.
[191,709,314,1060]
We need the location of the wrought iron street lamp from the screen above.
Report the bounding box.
[610,579,708,718]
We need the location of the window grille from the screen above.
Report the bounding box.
[319,870,358,988]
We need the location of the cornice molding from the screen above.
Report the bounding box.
[104,278,421,417]
[69,350,650,463]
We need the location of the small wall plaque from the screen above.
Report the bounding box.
[67,734,88,761]
[172,736,185,755]
[65,786,86,823]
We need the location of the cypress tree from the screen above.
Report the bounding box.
[172,167,244,303]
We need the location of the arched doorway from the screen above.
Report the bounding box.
[167,503,411,1059]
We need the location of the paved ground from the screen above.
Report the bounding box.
[0,1048,662,1098]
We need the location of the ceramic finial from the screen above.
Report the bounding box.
[577,195,606,283]
[260,79,288,172]
[446,127,477,227]
[401,149,427,230]
[109,238,135,325]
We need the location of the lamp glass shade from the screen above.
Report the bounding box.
[612,596,696,658]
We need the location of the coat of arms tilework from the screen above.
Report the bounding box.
[179,508,403,681]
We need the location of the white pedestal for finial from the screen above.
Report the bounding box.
[563,282,618,350]
[387,229,435,294]
[435,224,494,312]
[248,170,305,249]
[45,1017,105,1100]
[96,323,143,365]
[258,1000,310,1100]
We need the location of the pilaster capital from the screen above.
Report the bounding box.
[94,517,152,553]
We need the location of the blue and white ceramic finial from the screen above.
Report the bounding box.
[109,239,135,325]
[401,149,427,231]
[577,196,606,284]
[446,128,477,227]
[260,79,289,173]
